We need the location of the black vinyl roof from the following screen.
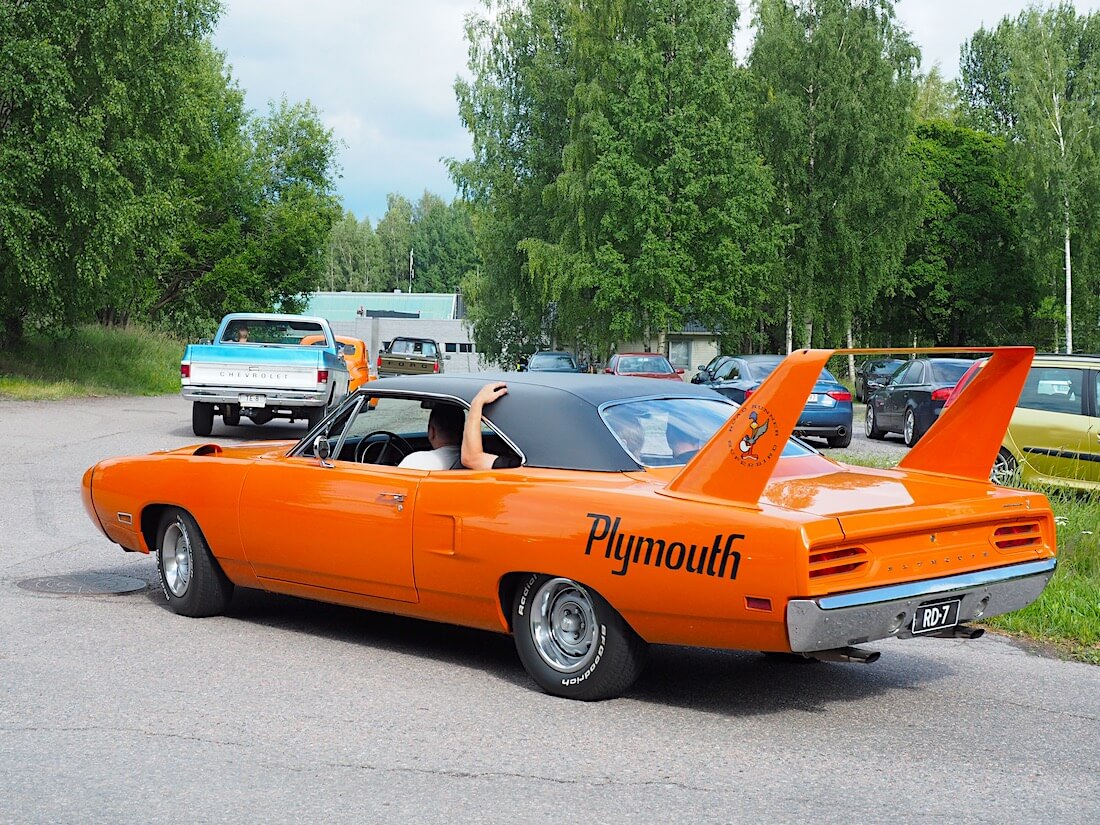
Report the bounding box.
[361,372,730,472]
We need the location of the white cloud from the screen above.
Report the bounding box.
[215,0,1100,221]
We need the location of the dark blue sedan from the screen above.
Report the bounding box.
[700,355,854,447]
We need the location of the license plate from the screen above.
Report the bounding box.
[911,599,960,635]
[806,394,820,403]
[239,394,266,407]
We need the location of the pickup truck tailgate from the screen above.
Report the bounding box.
[189,362,319,390]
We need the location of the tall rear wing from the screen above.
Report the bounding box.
[662,347,1033,508]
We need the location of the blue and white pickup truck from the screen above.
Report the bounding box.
[181,313,351,436]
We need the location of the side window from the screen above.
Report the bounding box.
[715,361,737,381]
[1019,367,1085,415]
[895,362,920,385]
[423,342,437,357]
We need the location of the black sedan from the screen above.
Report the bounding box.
[865,357,974,446]
[855,357,904,402]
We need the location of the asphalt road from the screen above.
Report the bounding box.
[1,394,1097,824]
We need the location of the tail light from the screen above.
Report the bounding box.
[743,388,755,399]
[377,354,382,369]
[180,364,190,379]
[317,370,329,383]
[827,390,852,402]
[931,387,952,401]
[992,523,1041,550]
[433,361,440,373]
[809,546,868,578]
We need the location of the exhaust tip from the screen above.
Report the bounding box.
[811,646,880,664]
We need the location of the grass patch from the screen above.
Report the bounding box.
[843,450,1099,663]
[985,489,1100,663]
[0,324,184,399]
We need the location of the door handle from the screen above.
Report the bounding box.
[378,492,406,511]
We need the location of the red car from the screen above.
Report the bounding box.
[605,353,684,381]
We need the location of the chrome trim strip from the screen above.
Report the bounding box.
[817,559,1057,610]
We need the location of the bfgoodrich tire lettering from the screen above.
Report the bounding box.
[512,573,647,700]
[156,509,233,617]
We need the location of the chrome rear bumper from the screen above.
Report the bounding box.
[786,558,1056,653]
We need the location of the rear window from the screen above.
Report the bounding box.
[745,360,781,381]
[931,362,971,384]
[599,397,812,467]
[530,353,577,370]
[618,355,674,374]
[221,319,326,344]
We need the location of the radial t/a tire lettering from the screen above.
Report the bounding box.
[156,509,234,618]
[512,573,647,701]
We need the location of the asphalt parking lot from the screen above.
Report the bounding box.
[1,393,1096,824]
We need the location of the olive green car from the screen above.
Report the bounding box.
[993,354,1100,490]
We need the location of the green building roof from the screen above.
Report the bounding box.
[305,292,458,321]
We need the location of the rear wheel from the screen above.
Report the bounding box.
[827,429,852,448]
[512,574,647,701]
[991,448,1021,487]
[865,405,885,440]
[305,406,324,430]
[903,408,922,447]
[192,402,214,437]
[156,509,233,617]
[222,404,240,426]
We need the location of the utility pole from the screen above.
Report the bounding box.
[409,248,414,293]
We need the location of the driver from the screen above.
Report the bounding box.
[398,404,465,469]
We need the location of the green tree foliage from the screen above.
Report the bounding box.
[453,0,575,365]
[0,0,222,345]
[455,0,777,364]
[0,1,342,345]
[749,0,921,349]
[960,4,1100,353]
[913,64,957,122]
[324,212,382,291]
[883,121,1033,346]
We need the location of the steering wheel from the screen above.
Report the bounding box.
[355,431,414,465]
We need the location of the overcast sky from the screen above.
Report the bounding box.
[212,1,1098,222]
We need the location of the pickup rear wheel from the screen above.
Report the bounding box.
[512,574,647,700]
[192,402,214,437]
[156,509,233,617]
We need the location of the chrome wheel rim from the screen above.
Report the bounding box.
[903,411,914,444]
[161,521,192,598]
[991,451,1019,486]
[865,405,875,436]
[529,578,598,673]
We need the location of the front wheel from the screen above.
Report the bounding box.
[192,402,214,437]
[512,574,647,700]
[156,509,233,617]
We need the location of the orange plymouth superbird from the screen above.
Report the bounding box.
[82,348,1056,700]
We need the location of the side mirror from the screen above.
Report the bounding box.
[445,354,452,360]
[604,367,613,374]
[314,435,333,467]
[696,365,706,371]
[675,367,684,375]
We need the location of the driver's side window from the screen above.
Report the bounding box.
[338,398,435,463]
